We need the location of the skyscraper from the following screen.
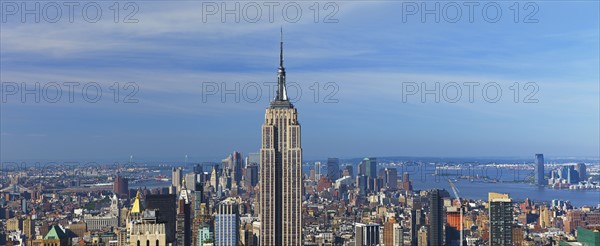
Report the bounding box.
[403,172,413,191]
[23,216,33,240]
[193,163,203,175]
[360,157,378,192]
[113,175,129,199]
[243,164,259,188]
[184,172,197,190]
[489,192,513,246]
[575,163,587,181]
[383,168,398,189]
[356,175,368,196]
[176,181,192,246]
[393,223,403,246]
[409,209,418,246]
[383,218,403,246]
[246,153,260,167]
[193,182,204,218]
[172,167,183,191]
[327,158,340,181]
[259,30,303,246]
[418,226,428,246]
[428,189,444,246]
[232,151,243,184]
[446,206,461,244]
[560,165,580,184]
[344,165,354,178]
[215,200,240,246]
[315,162,322,180]
[355,223,380,246]
[362,157,377,179]
[145,194,177,244]
[535,154,545,186]
[21,198,27,214]
[358,161,366,176]
[210,165,219,191]
[539,205,550,229]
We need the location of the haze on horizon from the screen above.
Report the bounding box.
[1,1,598,161]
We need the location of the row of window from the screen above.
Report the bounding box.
[136,240,160,246]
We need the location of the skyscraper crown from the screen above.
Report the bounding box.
[270,28,293,109]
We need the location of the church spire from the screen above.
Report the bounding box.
[276,27,288,102]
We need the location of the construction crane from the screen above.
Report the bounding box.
[448,179,464,246]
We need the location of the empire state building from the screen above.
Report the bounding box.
[260,30,303,245]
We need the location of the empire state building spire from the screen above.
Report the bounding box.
[275,27,288,102]
[261,29,302,246]
[279,27,284,68]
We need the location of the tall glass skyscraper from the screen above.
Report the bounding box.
[575,163,587,181]
[362,157,377,179]
[535,154,545,186]
[327,158,340,181]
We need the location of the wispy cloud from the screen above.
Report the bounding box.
[1,1,598,160]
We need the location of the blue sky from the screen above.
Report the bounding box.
[1,1,599,162]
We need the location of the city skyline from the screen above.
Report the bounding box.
[1,1,600,246]
[1,2,599,161]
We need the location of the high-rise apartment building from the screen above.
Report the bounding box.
[383,218,403,246]
[489,192,513,246]
[418,226,428,246]
[539,205,550,229]
[428,189,444,246]
[315,162,322,180]
[403,172,413,191]
[113,175,129,199]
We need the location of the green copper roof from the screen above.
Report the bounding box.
[44,225,67,239]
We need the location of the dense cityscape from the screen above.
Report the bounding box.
[1,153,599,245]
[1,38,599,246]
